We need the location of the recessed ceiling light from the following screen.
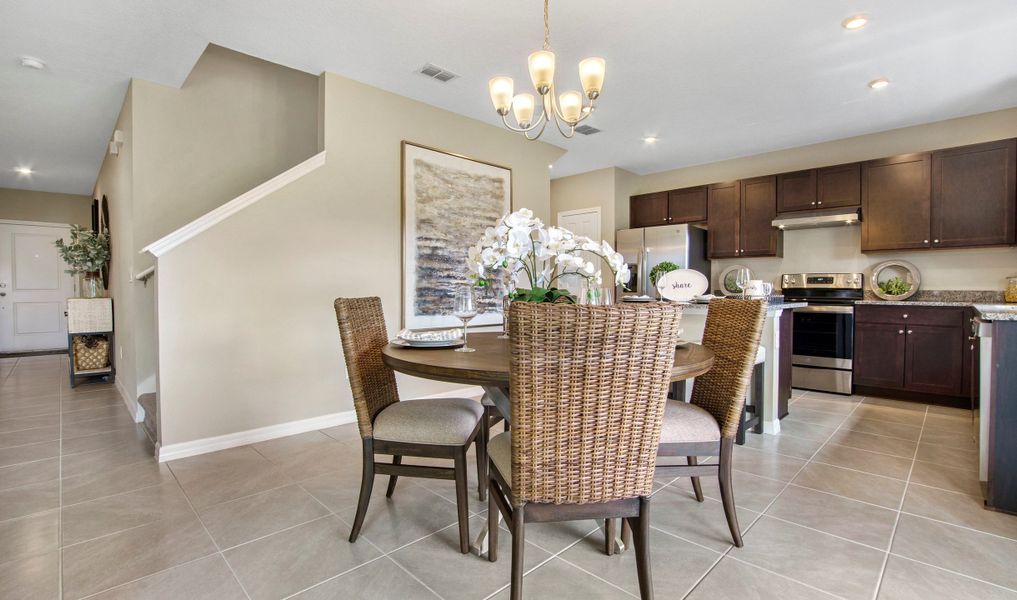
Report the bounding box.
[18,56,46,70]
[642,136,658,144]
[841,15,869,31]
[14,166,33,175]
[548,164,553,169]
[868,78,890,90]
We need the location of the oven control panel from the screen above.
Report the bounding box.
[782,273,863,289]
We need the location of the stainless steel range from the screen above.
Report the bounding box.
[781,273,864,395]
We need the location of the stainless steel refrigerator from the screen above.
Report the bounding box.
[615,224,711,297]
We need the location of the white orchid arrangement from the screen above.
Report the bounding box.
[467,208,630,303]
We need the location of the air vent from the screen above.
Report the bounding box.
[575,125,601,135]
[418,63,459,83]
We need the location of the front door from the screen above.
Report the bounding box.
[0,222,76,352]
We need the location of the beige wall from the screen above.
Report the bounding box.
[155,72,563,446]
[550,167,636,244]
[558,106,1017,291]
[0,188,92,226]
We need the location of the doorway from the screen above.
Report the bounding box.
[556,207,602,298]
[0,221,76,353]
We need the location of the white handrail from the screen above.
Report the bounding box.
[135,266,156,284]
[141,151,327,257]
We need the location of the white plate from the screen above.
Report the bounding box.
[390,338,464,349]
[656,270,709,301]
[398,328,462,342]
[718,265,753,297]
[622,295,654,303]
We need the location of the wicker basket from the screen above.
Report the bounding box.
[73,336,110,371]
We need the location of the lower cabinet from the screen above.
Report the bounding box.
[854,305,967,399]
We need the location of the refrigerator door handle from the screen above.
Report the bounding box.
[636,250,645,296]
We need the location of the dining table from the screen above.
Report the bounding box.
[381,331,716,556]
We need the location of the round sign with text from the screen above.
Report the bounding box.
[656,269,709,301]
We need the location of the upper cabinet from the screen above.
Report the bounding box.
[776,170,817,212]
[931,139,1017,248]
[706,178,781,258]
[630,187,708,228]
[776,163,860,214]
[707,182,740,258]
[629,191,668,228]
[862,153,932,252]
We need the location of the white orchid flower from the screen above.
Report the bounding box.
[504,208,534,229]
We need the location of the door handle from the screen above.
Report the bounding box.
[0,292,6,297]
[907,329,913,334]
[898,329,904,334]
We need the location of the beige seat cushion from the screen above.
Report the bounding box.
[373,397,483,445]
[660,400,721,444]
[488,431,512,487]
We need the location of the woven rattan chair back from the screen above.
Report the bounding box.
[507,302,683,507]
[690,299,766,439]
[334,297,400,438]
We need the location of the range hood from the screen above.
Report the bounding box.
[772,207,862,231]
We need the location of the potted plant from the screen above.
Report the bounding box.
[54,225,111,298]
[467,208,629,304]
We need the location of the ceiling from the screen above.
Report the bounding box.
[3,0,1017,195]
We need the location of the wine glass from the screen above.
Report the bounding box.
[453,285,478,353]
[734,268,751,299]
[497,294,511,339]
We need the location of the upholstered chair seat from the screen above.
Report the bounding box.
[659,400,721,444]
[374,398,484,446]
[487,431,512,486]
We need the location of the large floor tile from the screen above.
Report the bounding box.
[0,509,59,565]
[61,425,149,455]
[0,456,58,491]
[62,514,218,599]
[335,479,465,552]
[921,428,979,451]
[792,462,906,509]
[61,413,137,438]
[0,425,60,449]
[319,423,360,444]
[812,443,912,480]
[86,554,248,600]
[168,446,293,509]
[741,432,825,460]
[825,428,918,459]
[775,418,839,441]
[198,483,330,549]
[0,439,59,468]
[61,459,173,505]
[224,515,382,600]
[923,412,973,434]
[780,407,847,429]
[892,514,1017,590]
[61,437,156,480]
[841,416,922,441]
[560,526,719,597]
[789,395,859,416]
[61,481,194,546]
[0,550,60,600]
[686,556,840,599]
[731,445,808,482]
[878,554,1017,599]
[735,516,886,600]
[909,460,982,496]
[915,443,979,471]
[861,397,928,413]
[902,484,1017,540]
[700,468,788,513]
[766,484,898,549]
[0,413,59,434]
[0,478,59,521]
[851,402,925,426]
[650,485,760,552]
[290,556,439,600]
[488,557,625,600]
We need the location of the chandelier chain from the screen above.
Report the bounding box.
[543,0,550,50]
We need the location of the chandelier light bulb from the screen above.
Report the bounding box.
[558,91,583,123]
[527,51,556,95]
[579,57,606,99]
[488,77,515,115]
[512,93,536,127]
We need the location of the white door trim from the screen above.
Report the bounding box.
[557,206,602,221]
[0,218,76,228]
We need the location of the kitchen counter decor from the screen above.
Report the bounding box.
[870,260,920,301]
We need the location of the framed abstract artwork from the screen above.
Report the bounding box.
[401,141,512,329]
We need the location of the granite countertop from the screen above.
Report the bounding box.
[855,299,977,307]
[681,301,807,314]
[857,290,1005,307]
[974,305,1017,322]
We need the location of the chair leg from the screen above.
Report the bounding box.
[621,516,632,550]
[349,438,376,543]
[629,497,654,600]
[604,518,617,555]
[688,456,705,502]
[718,437,743,547]
[511,504,526,600]
[453,448,471,554]
[488,479,499,562]
[385,455,401,498]
[476,409,489,502]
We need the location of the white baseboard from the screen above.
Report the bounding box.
[115,378,144,423]
[156,410,356,463]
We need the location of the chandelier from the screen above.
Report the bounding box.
[487,0,605,140]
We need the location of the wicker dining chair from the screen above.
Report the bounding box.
[635,298,766,550]
[487,302,684,600]
[334,297,486,553]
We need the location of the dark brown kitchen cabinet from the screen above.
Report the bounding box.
[862,153,932,251]
[707,181,740,258]
[668,186,709,223]
[932,139,1017,248]
[740,176,781,256]
[854,305,967,400]
[630,192,669,228]
[776,170,817,213]
[817,163,861,209]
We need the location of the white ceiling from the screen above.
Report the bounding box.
[3,0,1017,194]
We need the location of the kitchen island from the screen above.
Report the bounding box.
[974,305,1017,514]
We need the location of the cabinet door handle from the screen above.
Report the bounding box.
[934,239,939,244]
[898,329,904,334]
[923,239,929,244]
[902,314,908,319]
[817,201,823,205]
[811,201,816,206]
[908,329,913,334]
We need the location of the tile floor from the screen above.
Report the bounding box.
[2,354,1016,599]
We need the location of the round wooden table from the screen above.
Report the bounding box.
[382,331,715,423]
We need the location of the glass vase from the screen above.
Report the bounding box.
[79,271,104,299]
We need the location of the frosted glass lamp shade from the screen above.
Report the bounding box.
[512,93,535,127]
[528,50,556,94]
[558,90,583,123]
[488,77,514,115]
[579,57,606,99]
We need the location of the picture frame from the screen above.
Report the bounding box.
[401,141,512,330]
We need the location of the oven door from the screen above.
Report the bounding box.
[792,305,854,368]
